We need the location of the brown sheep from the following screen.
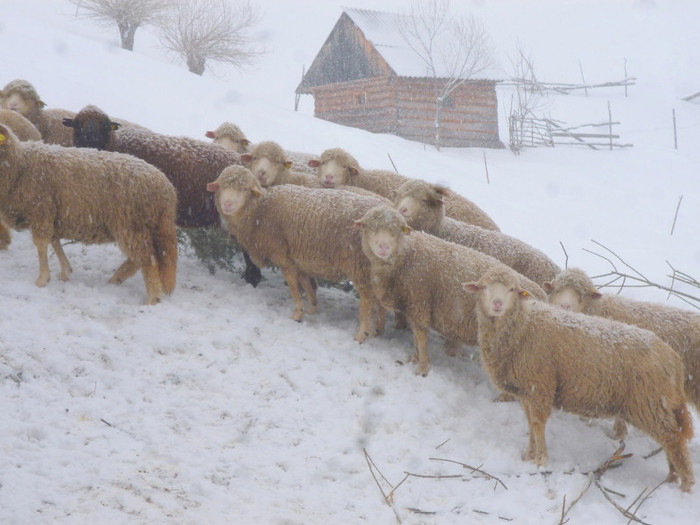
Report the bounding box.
[0,79,75,146]
[205,121,251,153]
[206,165,390,342]
[309,147,500,231]
[393,179,560,287]
[0,124,178,305]
[0,108,41,141]
[464,265,695,492]
[240,141,321,187]
[62,104,262,286]
[354,205,546,376]
[545,267,700,437]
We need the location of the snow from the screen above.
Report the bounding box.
[1,0,700,523]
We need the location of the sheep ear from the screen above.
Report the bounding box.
[348,166,359,177]
[110,122,121,131]
[434,185,449,196]
[240,154,252,164]
[283,161,292,169]
[250,187,263,197]
[240,139,250,147]
[402,226,412,234]
[353,219,364,230]
[542,282,554,293]
[463,282,481,294]
[0,132,6,144]
[62,118,75,128]
[206,182,219,192]
[37,98,47,108]
[205,131,215,139]
[308,159,320,168]
[589,291,603,300]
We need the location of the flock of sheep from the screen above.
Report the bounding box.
[1,78,698,493]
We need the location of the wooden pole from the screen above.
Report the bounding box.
[483,151,490,184]
[624,59,628,97]
[673,108,678,149]
[579,61,588,96]
[608,101,613,151]
[671,195,683,235]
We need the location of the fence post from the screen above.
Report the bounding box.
[673,108,678,149]
[608,101,613,151]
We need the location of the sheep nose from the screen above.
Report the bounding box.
[399,207,408,216]
[561,304,571,310]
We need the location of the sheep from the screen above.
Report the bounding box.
[0,79,75,146]
[240,140,321,187]
[464,265,695,492]
[205,121,251,154]
[309,147,500,231]
[0,108,41,142]
[0,124,178,305]
[354,205,546,376]
[544,267,700,431]
[206,165,391,342]
[393,179,561,287]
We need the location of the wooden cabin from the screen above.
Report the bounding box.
[296,8,504,149]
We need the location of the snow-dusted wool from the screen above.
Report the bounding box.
[0,78,75,146]
[309,147,501,231]
[545,267,700,414]
[356,204,545,376]
[0,108,41,142]
[241,140,320,186]
[207,165,389,342]
[465,265,695,492]
[0,124,178,304]
[393,178,560,287]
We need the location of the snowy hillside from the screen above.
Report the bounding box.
[1,0,700,523]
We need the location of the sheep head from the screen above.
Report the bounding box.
[392,179,446,233]
[207,165,262,216]
[355,205,411,262]
[205,122,250,153]
[543,268,602,313]
[240,140,291,187]
[63,105,120,151]
[310,148,360,187]
[0,79,45,117]
[464,266,531,318]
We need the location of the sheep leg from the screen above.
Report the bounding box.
[32,235,51,287]
[663,439,695,492]
[298,273,318,314]
[444,339,462,356]
[354,289,377,343]
[521,400,550,467]
[140,260,163,305]
[612,416,628,441]
[109,259,139,285]
[51,240,72,281]
[410,325,431,377]
[0,222,10,250]
[373,302,387,336]
[280,266,305,322]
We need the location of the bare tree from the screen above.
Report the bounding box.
[158,0,259,76]
[69,0,168,51]
[396,0,495,150]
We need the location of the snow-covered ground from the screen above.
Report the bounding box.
[1,0,699,523]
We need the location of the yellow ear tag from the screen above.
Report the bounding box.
[520,290,530,298]
[0,134,5,143]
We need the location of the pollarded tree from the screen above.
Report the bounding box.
[69,0,168,51]
[158,0,259,76]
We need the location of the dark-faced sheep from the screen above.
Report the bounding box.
[309,147,500,231]
[355,205,546,376]
[394,179,560,287]
[0,79,75,146]
[464,265,694,492]
[545,267,700,435]
[207,165,390,342]
[63,104,262,287]
[0,124,178,304]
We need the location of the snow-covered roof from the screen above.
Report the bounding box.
[343,7,497,80]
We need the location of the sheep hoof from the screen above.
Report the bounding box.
[414,363,431,377]
[35,275,49,287]
[354,331,368,344]
[495,392,517,403]
[243,266,262,288]
[291,311,304,322]
[58,271,72,282]
[306,303,319,315]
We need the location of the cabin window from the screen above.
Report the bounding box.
[356,92,367,105]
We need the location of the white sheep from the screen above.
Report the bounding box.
[207,165,390,342]
[240,140,321,187]
[355,205,546,376]
[394,179,560,287]
[309,147,500,231]
[0,124,178,304]
[205,121,251,153]
[464,265,695,492]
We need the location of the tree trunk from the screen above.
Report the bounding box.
[118,22,137,51]
[187,54,206,76]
